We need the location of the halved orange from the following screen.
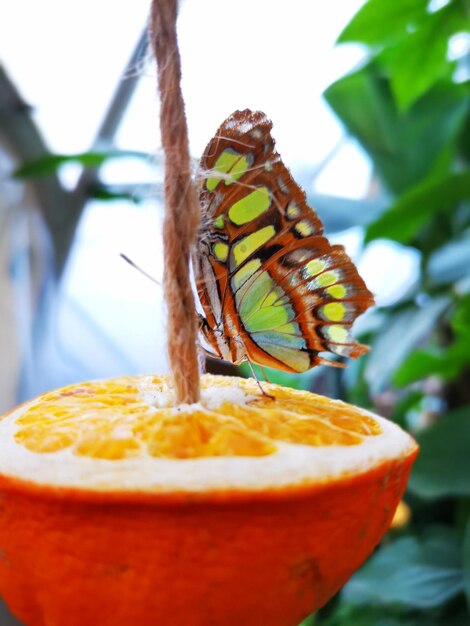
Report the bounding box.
[0,374,418,626]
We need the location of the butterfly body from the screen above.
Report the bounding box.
[194,110,374,373]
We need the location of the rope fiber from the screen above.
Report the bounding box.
[150,0,201,404]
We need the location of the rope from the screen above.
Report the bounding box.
[150,0,201,404]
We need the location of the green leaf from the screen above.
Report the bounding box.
[365,170,470,244]
[364,297,450,393]
[14,150,150,179]
[409,405,470,498]
[319,602,470,626]
[337,0,428,45]
[393,294,470,386]
[452,294,470,338]
[324,66,469,194]
[313,604,404,626]
[459,107,470,162]
[393,351,449,386]
[393,347,467,387]
[342,527,464,609]
[464,519,470,611]
[381,5,460,110]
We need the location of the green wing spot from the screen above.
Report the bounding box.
[286,201,301,219]
[312,270,338,288]
[228,187,271,225]
[305,258,327,276]
[321,302,346,322]
[295,220,314,237]
[326,284,347,299]
[232,225,275,267]
[206,149,253,192]
[324,325,349,343]
[212,242,229,262]
[214,215,224,229]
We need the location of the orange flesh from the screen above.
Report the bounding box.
[13,377,381,459]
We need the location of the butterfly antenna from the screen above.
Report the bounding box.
[120,253,162,287]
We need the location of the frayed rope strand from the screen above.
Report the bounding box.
[150,0,201,404]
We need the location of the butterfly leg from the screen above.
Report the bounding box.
[256,363,272,384]
[246,359,275,400]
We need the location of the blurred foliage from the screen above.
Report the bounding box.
[302,0,470,624]
[13,150,150,179]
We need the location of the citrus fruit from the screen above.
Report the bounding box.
[0,374,418,626]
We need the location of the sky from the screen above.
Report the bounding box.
[2,0,371,195]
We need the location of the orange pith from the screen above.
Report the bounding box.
[0,375,418,626]
[14,375,381,459]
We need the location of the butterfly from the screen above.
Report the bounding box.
[194,109,374,374]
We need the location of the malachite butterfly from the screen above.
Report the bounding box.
[194,109,375,374]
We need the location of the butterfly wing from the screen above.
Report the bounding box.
[195,109,374,373]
